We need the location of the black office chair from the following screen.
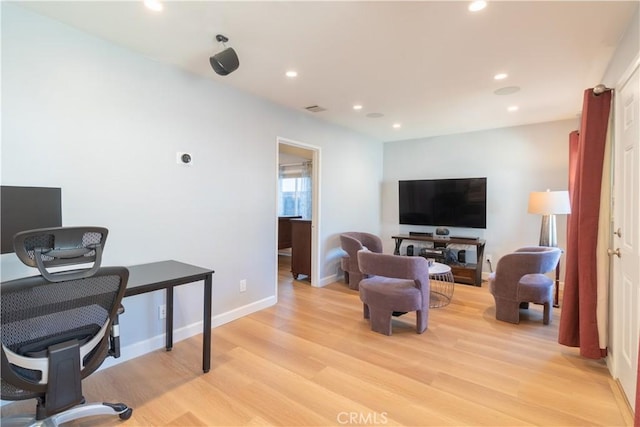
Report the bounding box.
[1,226,133,426]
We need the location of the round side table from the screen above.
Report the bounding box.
[428,261,455,308]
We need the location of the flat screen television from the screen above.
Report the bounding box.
[399,178,487,229]
[1,186,62,254]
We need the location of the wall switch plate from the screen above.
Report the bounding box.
[240,279,247,292]
[158,304,167,319]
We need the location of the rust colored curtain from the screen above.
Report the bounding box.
[558,89,611,359]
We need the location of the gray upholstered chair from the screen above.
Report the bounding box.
[357,251,430,335]
[488,246,561,325]
[339,232,383,290]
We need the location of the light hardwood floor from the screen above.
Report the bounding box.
[2,255,634,426]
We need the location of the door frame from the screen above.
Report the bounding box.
[276,137,321,288]
[608,53,640,409]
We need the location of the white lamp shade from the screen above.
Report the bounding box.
[528,190,571,215]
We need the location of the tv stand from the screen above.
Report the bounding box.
[391,234,486,286]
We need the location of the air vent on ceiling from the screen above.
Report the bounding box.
[304,105,327,113]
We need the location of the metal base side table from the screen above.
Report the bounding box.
[428,261,455,308]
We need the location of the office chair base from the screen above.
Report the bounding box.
[1,401,133,426]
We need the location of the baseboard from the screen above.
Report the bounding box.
[97,295,277,371]
[214,295,277,326]
[318,273,339,287]
[610,377,635,426]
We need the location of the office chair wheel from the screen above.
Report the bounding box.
[105,402,133,420]
[119,408,133,420]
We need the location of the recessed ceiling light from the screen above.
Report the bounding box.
[144,0,163,12]
[353,104,363,110]
[507,106,519,112]
[285,70,298,78]
[468,1,487,12]
[392,123,401,129]
[494,73,508,80]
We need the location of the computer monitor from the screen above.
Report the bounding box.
[1,186,62,254]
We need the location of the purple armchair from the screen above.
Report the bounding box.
[488,246,561,325]
[357,251,430,335]
[339,232,383,290]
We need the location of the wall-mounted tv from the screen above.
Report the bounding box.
[1,186,62,254]
[399,178,487,229]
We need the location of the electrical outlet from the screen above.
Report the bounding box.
[158,304,167,319]
[240,279,247,292]
[486,254,493,264]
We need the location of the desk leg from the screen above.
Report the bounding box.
[203,274,212,373]
[166,286,174,351]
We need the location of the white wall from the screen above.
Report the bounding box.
[1,4,382,362]
[601,5,639,87]
[382,119,578,277]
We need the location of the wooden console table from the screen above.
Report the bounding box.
[391,234,486,286]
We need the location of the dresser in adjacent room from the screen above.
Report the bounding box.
[290,219,311,280]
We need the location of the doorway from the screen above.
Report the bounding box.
[276,138,320,287]
[610,59,639,409]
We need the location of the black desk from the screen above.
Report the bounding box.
[125,260,214,373]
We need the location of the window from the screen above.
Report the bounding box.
[278,162,312,219]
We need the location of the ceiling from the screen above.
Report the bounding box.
[15,1,638,142]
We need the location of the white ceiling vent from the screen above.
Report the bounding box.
[304,105,326,113]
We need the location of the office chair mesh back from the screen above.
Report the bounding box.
[1,225,132,424]
[22,234,55,261]
[1,270,126,401]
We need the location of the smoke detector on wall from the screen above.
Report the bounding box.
[176,152,193,166]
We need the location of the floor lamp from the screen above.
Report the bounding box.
[527,190,571,247]
[528,189,571,307]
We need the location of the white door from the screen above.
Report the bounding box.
[611,61,640,409]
